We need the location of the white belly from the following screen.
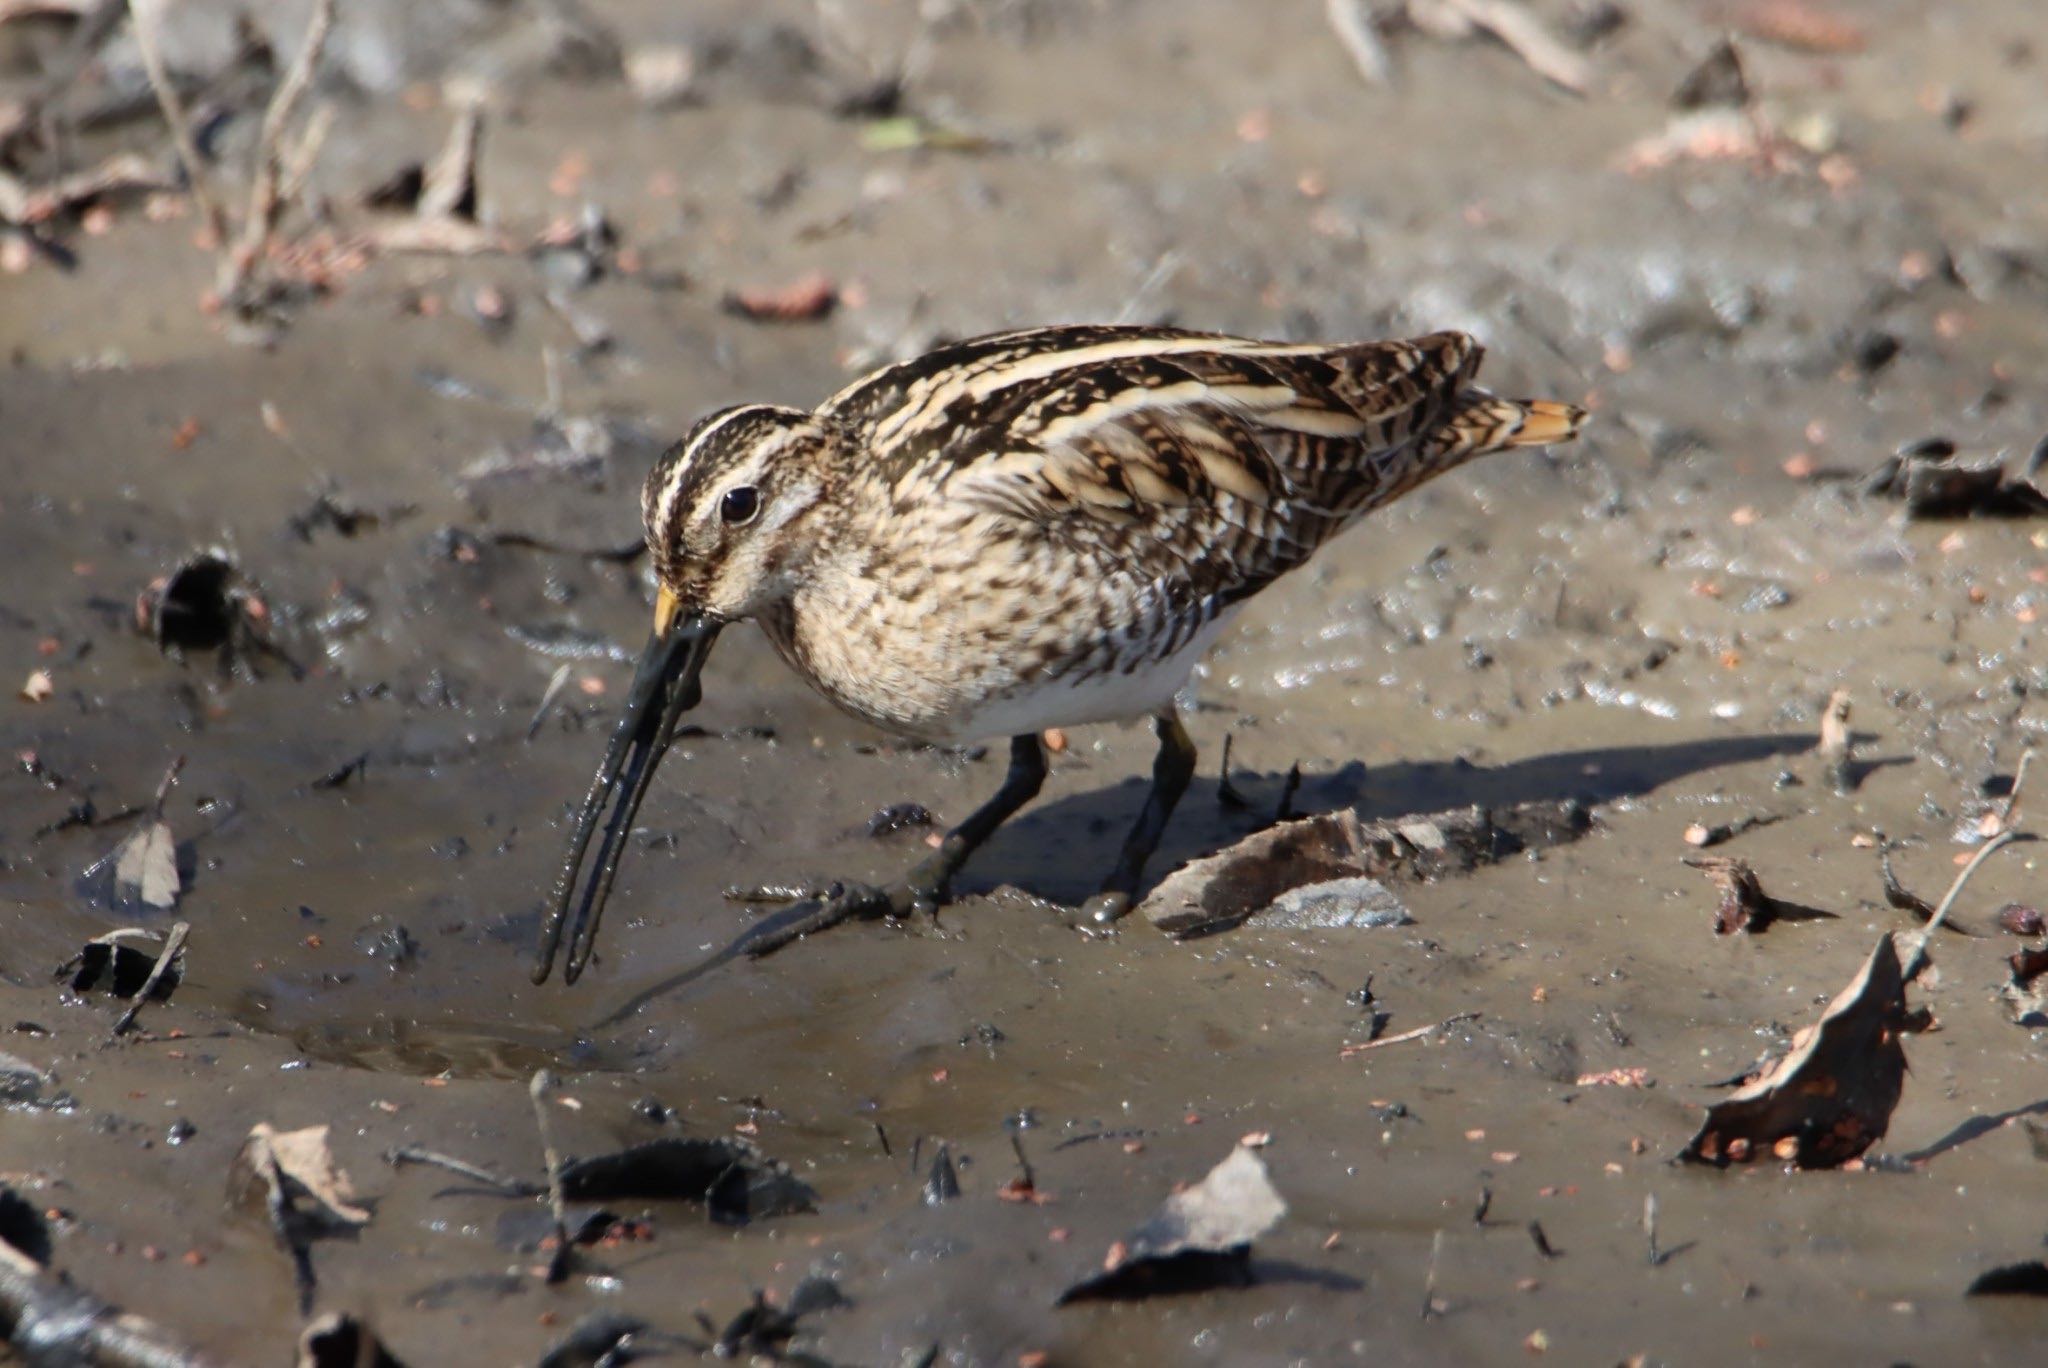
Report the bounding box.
[944,609,1239,741]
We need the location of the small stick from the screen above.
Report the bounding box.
[125,0,228,247]
[1471,1185,1492,1226]
[1009,1134,1035,1191]
[1902,828,2024,981]
[1419,1229,1445,1320]
[1817,689,1855,794]
[218,0,335,305]
[1528,1220,1559,1259]
[109,920,188,1040]
[274,101,336,208]
[527,663,574,740]
[1903,746,2034,980]
[528,1070,574,1284]
[1340,1012,1480,1058]
[150,754,186,818]
[384,1144,543,1196]
[1997,749,2035,831]
[1324,0,1393,87]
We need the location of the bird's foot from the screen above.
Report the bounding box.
[1060,890,1136,937]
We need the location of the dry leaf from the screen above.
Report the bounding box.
[232,1122,372,1231]
[1059,1145,1286,1302]
[113,820,180,910]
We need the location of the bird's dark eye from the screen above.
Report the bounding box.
[720,486,760,525]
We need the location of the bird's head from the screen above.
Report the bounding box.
[641,403,847,626]
[531,402,848,986]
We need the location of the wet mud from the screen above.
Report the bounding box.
[5,1,2048,1362]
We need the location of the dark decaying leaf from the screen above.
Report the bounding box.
[556,1137,815,1226]
[537,1312,651,1368]
[1141,801,1590,939]
[1966,1262,2048,1297]
[1683,935,1927,1169]
[1059,1144,1287,1304]
[0,1185,52,1264]
[1862,435,2048,518]
[57,928,183,999]
[298,1312,408,1368]
[711,1278,849,1359]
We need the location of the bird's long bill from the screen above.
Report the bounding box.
[531,604,722,985]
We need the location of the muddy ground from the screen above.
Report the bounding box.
[4,0,2048,1363]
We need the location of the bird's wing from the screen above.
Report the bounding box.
[824,326,1481,526]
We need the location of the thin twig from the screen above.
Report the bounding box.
[1902,829,2024,981]
[275,101,336,209]
[528,1070,573,1284]
[109,920,187,1040]
[527,663,574,741]
[218,0,335,304]
[384,1144,544,1197]
[1419,1228,1445,1320]
[1998,749,2035,830]
[1325,0,1393,87]
[149,754,185,818]
[125,0,227,246]
[1341,1011,1480,1058]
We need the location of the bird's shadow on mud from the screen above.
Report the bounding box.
[598,730,1822,1024]
[969,729,1825,904]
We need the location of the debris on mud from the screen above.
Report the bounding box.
[58,926,185,1001]
[229,1123,373,1314]
[1399,0,1593,96]
[1994,904,2044,937]
[1861,436,2048,519]
[709,1279,850,1359]
[1682,855,1831,934]
[108,921,190,1038]
[1680,812,1782,848]
[555,1136,815,1226]
[76,757,186,915]
[2000,944,2048,1026]
[1140,800,1591,939]
[1683,935,1926,1168]
[134,550,293,676]
[1058,1144,1286,1303]
[1878,849,1981,937]
[298,1313,407,1368]
[1249,875,1413,930]
[1816,689,1858,794]
[1966,1261,2048,1297]
[360,100,503,258]
[722,271,838,322]
[3,1185,221,1367]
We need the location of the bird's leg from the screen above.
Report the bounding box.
[730,734,1047,946]
[1073,709,1196,930]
